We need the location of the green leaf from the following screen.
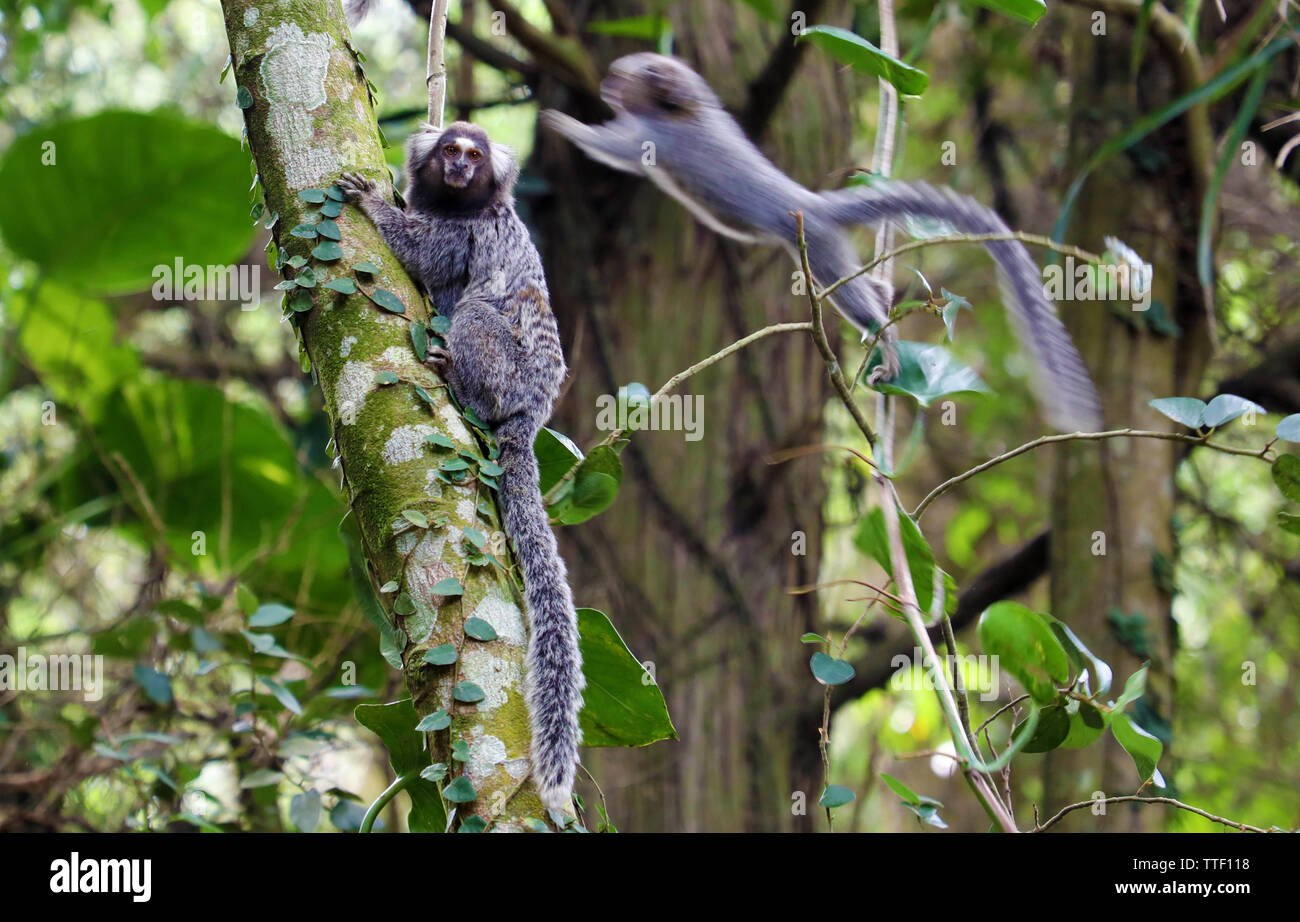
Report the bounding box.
[818,785,856,808]
[432,577,464,597]
[411,321,428,361]
[863,341,990,407]
[809,652,855,686]
[969,0,1046,24]
[1198,68,1267,292]
[375,371,399,385]
[133,665,173,706]
[367,288,405,314]
[415,708,451,732]
[353,261,381,274]
[423,644,458,666]
[249,603,294,627]
[0,112,256,294]
[879,772,920,803]
[736,0,782,22]
[535,428,584,495]
[853,507,957,617]
[577,608,677,747]
[453,682,485,703]
[289,790,322,832]
[441,776,477,804]
[321,199,343,218]
[354,699,446,832]
[552,445,623,525]
[1060,700,1106,749]
[1012,703,1070,753]
[1279,512,1300,536]
[464,617,498,641]
[323,277,357,294]
[800,632,826,644]
[1042,613,1113,696]
[290,223,319,239]
[1148,396,1206,428]
[401,508,429,529]
[798,26,929,96]
[1273,455,1300,503]
[1111,664,1149,715]
[316,218,342,241]
[1276,415,1300,442]
[235,585,259,616]
[312,241,343,261]
[259,676,302,715]
[1053,37,1296,244]
[977,601,1070,704]
[1201,394,1264,428]
[1111,713,1163,785]
[393,592,416,616]
[298,188,328,203]
[426,432,457,450]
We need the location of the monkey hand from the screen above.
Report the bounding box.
[864,328,902,386]
[337,171,378,202]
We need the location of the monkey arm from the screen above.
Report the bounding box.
[539,110,647,176]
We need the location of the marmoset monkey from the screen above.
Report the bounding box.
[338,123,583,813]
[541,53,1103,432]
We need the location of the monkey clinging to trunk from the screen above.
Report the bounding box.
[541,53,1102,433]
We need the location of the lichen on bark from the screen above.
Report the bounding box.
[220,0,551,830]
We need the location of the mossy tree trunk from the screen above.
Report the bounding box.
[221,0,549,830]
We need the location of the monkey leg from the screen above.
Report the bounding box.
[435,299,531,425]
[804,228,901,381]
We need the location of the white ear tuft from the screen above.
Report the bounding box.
[490,142,520,191]
[405,123,441,167]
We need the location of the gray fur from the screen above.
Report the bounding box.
[338,123,583,813]
[540,53,1102,432]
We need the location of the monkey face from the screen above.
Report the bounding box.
[603,53,719,119]
[436,133,489,189]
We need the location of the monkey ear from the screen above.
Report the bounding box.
[489,142,519,192]
[406,122,441,167]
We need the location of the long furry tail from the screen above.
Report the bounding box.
[820,181,1103,432]
[495,415,584,813]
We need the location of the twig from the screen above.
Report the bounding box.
[975,694,1031,736]
[541,321,813,504]
[912,428,1277,519]
[819,232,1103,305]
[794,212,878,447]
[1032,795,1273,833]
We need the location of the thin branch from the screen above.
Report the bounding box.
[1032,795,1273,833]
[819,232,1102,304]
[794,212,878,447]
[912,428,1277,519]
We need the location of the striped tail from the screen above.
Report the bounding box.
[495,415,584,812]
[820,181,1103,432]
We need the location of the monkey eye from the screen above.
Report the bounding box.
[468,149,482,161]
[443,144,458,156]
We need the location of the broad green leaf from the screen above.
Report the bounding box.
[1201,394,1264,428]
[0,111,254,293]
[801,632,826,644]
[1279,512,1300,536]
[312,241,343,261]
[880,772,921,803]
[535,428,584,495]
[1060,700,1106,748]
[464,617,498,641]
[1042,613,1113,695]
[736,0,782,22]
[133,665,173,706]
[441,776,477,803]
[258,676,302,715]
[1012,703,1070,753]
[1111,664,1149,714]
[577,608,676,747]
[453,681,485,703]
[977,601,1070,704]
[552,445,623,525]
[368,288,406,314]
[853,507,957,617]
[1148,396,1205,428]
[323,277,357,294]
[1276,415,1300,442]
[354,699,446,832]
[433,577,464,597]
[798,26,929,96]
[415,709,451,732]
[1273,455,1300,503]
[1111,713,1163,784]
[249,603,294,627]
[810,652,855,686]
[290,790,322,832]
[969,0,1046,23]
[819,785,856,808]
[423,644,458,666]
[864,341,990,407]
[239,769,284,789]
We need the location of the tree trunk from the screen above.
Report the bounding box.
[221,0,550,830]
